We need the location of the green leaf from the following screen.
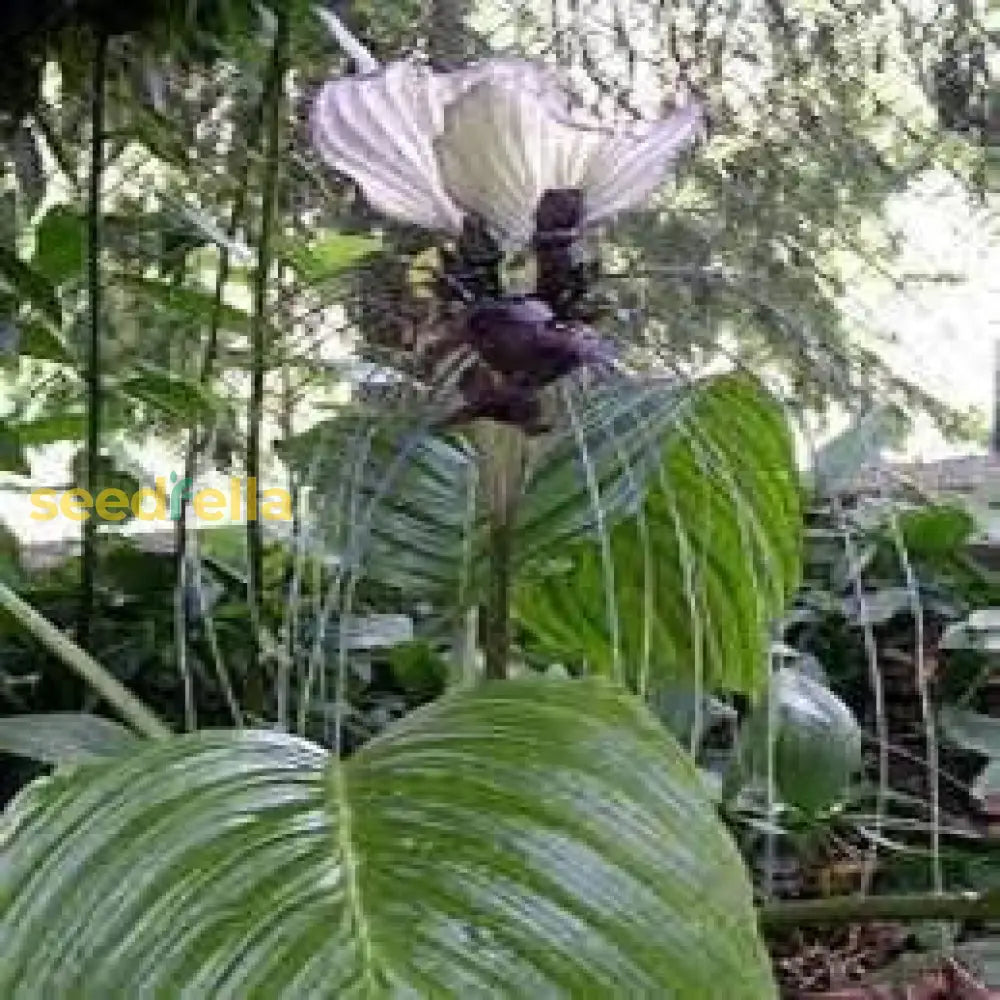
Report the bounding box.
[6,413,88,447]
[0,525,18,583]
[117,274,252,333]
[108,106,189,170]
[0,423,29,474]
[291,382,683,618]
[16,320,72,363]
[33,206,85,286]
[896,504,975,559]
[116,363,218,420]
[0,713,137,764]
[288,409,481,608]
[0,247,60,323]
[735,667,862,817]
[281,231,381,283]
[517,375,802,694]
[0,678,776,997]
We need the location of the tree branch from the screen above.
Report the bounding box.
[759,889,1000,928]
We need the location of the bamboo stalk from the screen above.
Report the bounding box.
[79,31,107,651]
[0,583,170,739]
[246,6,289,710]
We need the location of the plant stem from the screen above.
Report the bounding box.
[173,162,253,729]
[759,889,1000,928]
[246,6,289,710]
[79,31,107,652]
[0,583,169,739]
[481,423,524,681]
[429,0,474,68]
[484,513,512,680]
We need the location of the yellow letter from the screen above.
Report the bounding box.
[131,484,166,521]
[95,488,129,522]
[29,488,59,521]
[230,477,241,521]
[261,488,292,521]
[192,488,226,522]
[246,477,257,520]
[61,488,93,522]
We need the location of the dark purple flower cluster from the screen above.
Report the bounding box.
[438,192,617,433]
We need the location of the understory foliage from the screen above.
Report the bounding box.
[0,0,994,995]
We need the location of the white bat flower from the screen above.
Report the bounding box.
[311,9,703,249]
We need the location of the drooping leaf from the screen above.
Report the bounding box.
[517,374,802,695]
[116,362,218,420]
[896,503,975,559]
[0,713,137,764]
[117,274,252,333]
[0,678,776,997]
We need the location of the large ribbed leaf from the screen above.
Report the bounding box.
[0,678,776,998]
[289,410,481,608]
[516,375,802,694]
[0,713,137,764]
[288,381,685,614]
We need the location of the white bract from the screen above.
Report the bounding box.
[311,9,703,249]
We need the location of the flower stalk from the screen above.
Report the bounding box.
[479,422,526,680]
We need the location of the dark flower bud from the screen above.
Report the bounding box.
[444,381,549,434]
[466,296,616,388]
[533,188,594,317]
[533,188,584,245]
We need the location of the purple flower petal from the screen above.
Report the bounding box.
[466,296,618,387]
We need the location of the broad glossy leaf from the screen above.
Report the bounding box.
[0,678,776,997]
[517,375,802,694]
[291,381,689,621]
[0,713,137,764]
